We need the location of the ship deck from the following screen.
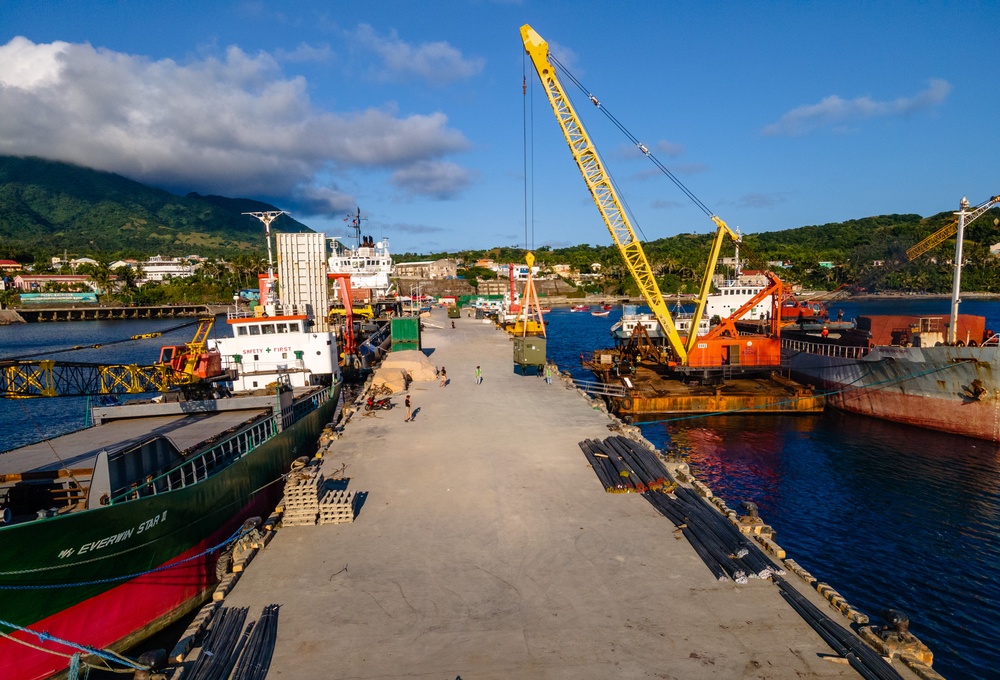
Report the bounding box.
[0,408,270,476]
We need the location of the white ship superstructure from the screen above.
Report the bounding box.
[211,215,340,392]
[327,208,393,299]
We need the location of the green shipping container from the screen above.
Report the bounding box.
[391,341,421,352]
[513,336,546,370]
[391,316,421,347]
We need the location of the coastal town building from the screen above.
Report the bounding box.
[140,255,196,283]
[393,259,458,280]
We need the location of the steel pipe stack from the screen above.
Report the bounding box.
[578,436,673,493]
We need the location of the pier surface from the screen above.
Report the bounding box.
[222,309,913,679]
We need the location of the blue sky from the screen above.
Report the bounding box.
[1,1,997,255]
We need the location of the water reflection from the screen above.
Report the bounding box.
[641,409,1000,680]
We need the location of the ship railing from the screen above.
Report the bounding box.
[782,338,870,359]
[108,383,337,504]
[109,415,277,504]
[227,303,305,320]
[573,378,628,398]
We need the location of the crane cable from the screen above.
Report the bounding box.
[550,55,717,222]
[548,56,781,274]
[0,319,202,363]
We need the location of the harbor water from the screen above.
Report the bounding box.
[547,300,1000,680]
[2,301,997,680]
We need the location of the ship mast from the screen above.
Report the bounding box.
[242,210,287,306]
[947,197,970,344]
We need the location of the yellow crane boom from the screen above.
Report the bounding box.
[521,24,688,362]
[905,195,1000,261]
[521,24,745,364]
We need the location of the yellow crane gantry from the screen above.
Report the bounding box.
[520,24,740,365]
[0,317,223,398]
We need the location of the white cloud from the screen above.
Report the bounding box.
[0,36,473,215]
[762,79,952,137]
[390,160,474,200]
[351,24,484,86]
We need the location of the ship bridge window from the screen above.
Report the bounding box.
[276,323,288,333]
[262,324,275,334]
[237,326,248,336]
[288,322,300,332]
[249,325,261,336]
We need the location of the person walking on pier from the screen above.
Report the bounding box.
[404,394,412,422]
[439,366,448,387]
[475,366,482,384]
[545,364,552,384]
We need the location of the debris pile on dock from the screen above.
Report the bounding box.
[578,436,673,493]
[281,468,324,526]
[318,489,358,525]
[644,486,783,584]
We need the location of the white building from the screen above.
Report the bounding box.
[140,256,196,283]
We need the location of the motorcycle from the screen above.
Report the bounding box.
[365,395,393,411]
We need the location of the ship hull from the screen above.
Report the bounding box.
[0,385,340,680]
[785,344,1000,441]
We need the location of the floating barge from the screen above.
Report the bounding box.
[584,350,824,419]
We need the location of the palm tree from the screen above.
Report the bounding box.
[87,261,114,298]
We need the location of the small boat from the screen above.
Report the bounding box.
[591,310,610,317]
[570,305,590,312]
[602,304,612,311]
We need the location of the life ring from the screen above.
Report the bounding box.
[261,312,268,318]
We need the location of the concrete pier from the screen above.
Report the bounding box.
[218,309,919,679]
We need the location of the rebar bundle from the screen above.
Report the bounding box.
[643,486,784,584]
[774,577,905,680]
[186,607,250,680]
[230,604,280,680]
[578,436,673,493]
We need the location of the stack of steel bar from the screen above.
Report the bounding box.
[644,486,783,583]
[774,577,905,680]
[230,604,280,680]
[185,607,251,680]
[578,436,672,493]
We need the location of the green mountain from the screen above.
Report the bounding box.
[0,155,312,260]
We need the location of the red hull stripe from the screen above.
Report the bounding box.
[0,497,268,680]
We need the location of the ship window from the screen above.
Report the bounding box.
[253,354,259,361]
[282,352,288,359]
[249,325,261,336]
[288,322,300,332]
[262,324,275,334]
[252,381,258,388]
[276,323,287,333]
[237,326,248,336]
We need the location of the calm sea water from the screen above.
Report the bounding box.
[546,299,1000,680]
[3,302,997,679]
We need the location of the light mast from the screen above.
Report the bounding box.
[242,210,287,308]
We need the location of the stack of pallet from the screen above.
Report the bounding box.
[281,468,325,526]
[318,489,357,525]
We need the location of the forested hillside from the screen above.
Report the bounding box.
[0,156,311,261]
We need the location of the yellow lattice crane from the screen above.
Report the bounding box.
[0,317,226,398]
[521,24,742,365]
[906,195,1000,261]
